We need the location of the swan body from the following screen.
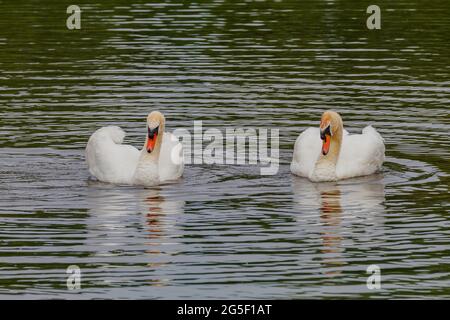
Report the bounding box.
[291,111,384,182]
[86,112,183,186]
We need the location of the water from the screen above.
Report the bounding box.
[0,0,449,299]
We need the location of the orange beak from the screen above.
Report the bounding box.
[146,136,157,153]
[146,126,159,153]
[322,134,331,155]
[320,122,332,156]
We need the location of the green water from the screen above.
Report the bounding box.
[0,0,449,298]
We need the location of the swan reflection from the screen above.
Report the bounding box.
[292,174,386,276]
[86,182,185,286]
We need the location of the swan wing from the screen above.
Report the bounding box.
[158,132,184,182]
[85,126,140,184]
[290,127,322,178]
[336,126,385,180]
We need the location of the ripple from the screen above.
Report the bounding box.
[0,0,449,299]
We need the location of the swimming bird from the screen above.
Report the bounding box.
[86,111,183,186]
[290,110,384,182]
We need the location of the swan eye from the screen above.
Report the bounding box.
[148,125,159,139]
[320,125,332,140]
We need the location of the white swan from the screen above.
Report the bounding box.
[86,111,184,186]
[291,110,385,182]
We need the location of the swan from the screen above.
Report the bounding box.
[290,110,385,182]
[86,111,184,186]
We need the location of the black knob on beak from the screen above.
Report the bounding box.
[148,126,159,139]
[320,125,331,140]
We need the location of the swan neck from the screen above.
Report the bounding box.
[318,125,343,167]
[326,129,342,163]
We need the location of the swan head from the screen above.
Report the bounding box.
[146,111,165,153]
[319,110,343,156]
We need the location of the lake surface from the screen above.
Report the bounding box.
[0,0,449,299]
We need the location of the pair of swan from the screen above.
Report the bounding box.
[85,110,384,186]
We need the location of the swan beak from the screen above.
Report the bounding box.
[146,126,159,153]
[320,125,332,156]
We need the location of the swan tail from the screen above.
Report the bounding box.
[361,125,385,171]
[336,125,385,180]
[87,126,126,148]
[363,125,385,143]
[86,126,140,184]
[103,126,126,144]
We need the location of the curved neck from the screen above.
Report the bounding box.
[319,126,343,166]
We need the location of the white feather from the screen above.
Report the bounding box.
[86,126,140,184]
[336,126,385,180]
[86,126,184,186]
[159,132,184,182]
[291,125,384,181]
